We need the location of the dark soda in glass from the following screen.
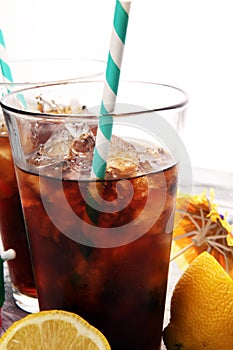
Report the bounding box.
[15,143,177,350]
[0,132,36,300]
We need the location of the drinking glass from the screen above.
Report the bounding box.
[1,80,191,349]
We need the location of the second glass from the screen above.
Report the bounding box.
[1,80,190,349]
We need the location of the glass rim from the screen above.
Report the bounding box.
[0,80,189,119]
[0,58,105,86]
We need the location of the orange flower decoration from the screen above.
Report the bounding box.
[171,190,233,278]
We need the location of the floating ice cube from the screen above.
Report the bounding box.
[109,135,138,159]
[70,132,95,157]
[106,135,140,178]
[28,121,96,176]
[35,95,85,114]
[139,146,174,172]
[106,135,174,177]
[41,124,73,159]
[65,122,89,138]
[69,98,86,113]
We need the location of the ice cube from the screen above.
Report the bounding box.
[27,123,74,167]
[41,124,73,158]
[27,121,96,177]
[139,146,174,172]
[106,135,140,178]
[65,122,89,138]
[69,98,86,113]
[36,95,85,114]
[69,132,95,157]
[18,118,58,156]
[106,135,174,178]
[67,129,96,178]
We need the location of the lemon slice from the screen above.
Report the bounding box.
[0,310,111,350]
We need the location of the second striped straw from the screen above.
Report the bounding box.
[91,0,132,179]
[0,29,13,85]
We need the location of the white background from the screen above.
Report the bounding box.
[1,0,232,173]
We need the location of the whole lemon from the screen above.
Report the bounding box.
[163,252,233,349]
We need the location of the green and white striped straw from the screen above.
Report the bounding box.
[91,0,132,179]
[0,29,13,84]
[0,29,26,107]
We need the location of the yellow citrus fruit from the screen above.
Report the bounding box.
[163,252,233,349]
[0,310,111,350]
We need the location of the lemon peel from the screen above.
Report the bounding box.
[163,252,233,349]
[0,309,110,350]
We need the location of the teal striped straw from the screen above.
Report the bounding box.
[0,29,13,84]
[91,0,132,179]
[0,29,26,106]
